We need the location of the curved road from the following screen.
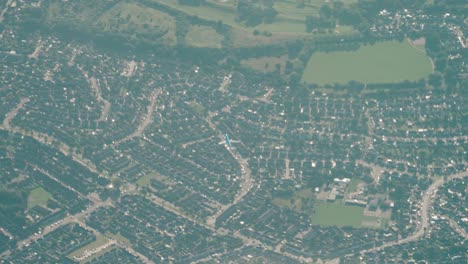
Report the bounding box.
[359,170,467,255]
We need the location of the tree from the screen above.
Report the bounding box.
[177,0,206,6]
[285,60,293,75]
[236,0,278,26]
[428,72,443,88]
[111,177,122,189]
[296,0,305,8]
[319,5,332,19]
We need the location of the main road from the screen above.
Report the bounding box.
[358,170,467,255]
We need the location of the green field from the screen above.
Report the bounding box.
[107,232,131,246]
[97,2,177,45]
[346,179,361,193]
[44,0,357,48]
[272,188,315,213]
[272,197,302,211]
[302,40,433,85]
[241,55,288,73]
[185,25,224,48]
[67,235,109,260]
[311,201,381,228]
[136,173,156,187]
[27,187,52,209]
[155,0,357,47]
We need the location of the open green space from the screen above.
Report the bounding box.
[185,25,224,48]
[27,187,52,209]
[77,245,114,264]
[302,40,433,85]
[346,179,361,193]
[67,235,109,260]
[188,100,206,115]
[158,0,357,29]
[241,55,288,73]
[45,1,109,26]
[97,2,177,45]
[311,201,381,228]
[272,197,303,211]
[43,0,357,48]
[136,172,159,187]
[155,0,356,47]
[107,232,131,246]
[272,187,315,213]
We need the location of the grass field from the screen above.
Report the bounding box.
[44,0,357,48]
[185,25,224,48]
[272,188,315,213]
[136,172,158,187]
[241,55,288,73]
[302,40,433,85]
[45,1,107,26]
[346,179,361,193]
[155,0,357,47]
[107,232,131,246]
[311,201,381,228]
[97,2,177,45]
[67,235,109,260]
[76,245,114,264]
[27,187,52,209]
[272,197,302,211]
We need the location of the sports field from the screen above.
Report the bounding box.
[302,40,433,85]
[311,201,381,228]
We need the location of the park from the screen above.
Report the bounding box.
[302,39,433,85]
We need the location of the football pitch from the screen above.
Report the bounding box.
[311,201,382,228]
[302,40,433,85]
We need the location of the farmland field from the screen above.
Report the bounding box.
[302,40,433,85]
